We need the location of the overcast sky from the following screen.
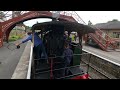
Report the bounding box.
[23,11,120,27]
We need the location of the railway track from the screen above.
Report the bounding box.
[80,52,118,79]
[80,61,114,79]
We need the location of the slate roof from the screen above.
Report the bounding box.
[94,20,120,30]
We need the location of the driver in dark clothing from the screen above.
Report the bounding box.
[62,41,73,76]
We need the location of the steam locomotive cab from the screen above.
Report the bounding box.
[31,21,95,79]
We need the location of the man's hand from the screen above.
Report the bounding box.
[15,43,21,49]
[15,42,21,46]
[15,43,19,46]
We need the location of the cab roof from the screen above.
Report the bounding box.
[32,21,96,35]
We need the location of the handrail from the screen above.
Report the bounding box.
[34,52,116,79]
[59,11,86,25]
[88,33,107,51]
[66,11,118,50]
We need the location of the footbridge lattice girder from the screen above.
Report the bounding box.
[0,11,77,42]
[0,11,119,51]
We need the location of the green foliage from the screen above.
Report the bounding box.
[9,29,26,42]
[71,35,75,41]
[9,35,21,41]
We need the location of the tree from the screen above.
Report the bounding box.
[112,19,118,21]
[12,11,22,18]
[0,11,7,21]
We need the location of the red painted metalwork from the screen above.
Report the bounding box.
[0,22,3,47]
[0,11,118,50]
[71,74,89,79]
[0,11,76,43]
[63,11,119,51]
[83,34,88,45]
[0,37,3,47]
[88,29,118,51]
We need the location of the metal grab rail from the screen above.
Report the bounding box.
[33,53,89,60]
[28,48,115,79]
[35,65,82,75]
[34,61,87,79]
[34,53,89,79]
[34,52,113,79]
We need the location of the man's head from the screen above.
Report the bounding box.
[64,31,68,36]
[27,32,32,35]
[64,41,69,49]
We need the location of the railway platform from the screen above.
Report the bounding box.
[83,44,120,66]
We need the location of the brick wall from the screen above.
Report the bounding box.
[0,38,3,47]
[0,30,3,47]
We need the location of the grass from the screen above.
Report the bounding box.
[9,30,26,42]
[9,35,21,41]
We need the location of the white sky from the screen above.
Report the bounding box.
[23,18,52,27]
[23,11,120,27]
[76,11,120,24]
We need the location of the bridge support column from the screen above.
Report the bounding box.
[83,34,88,45]
[0,23,3,48]
[5,30,10,43]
